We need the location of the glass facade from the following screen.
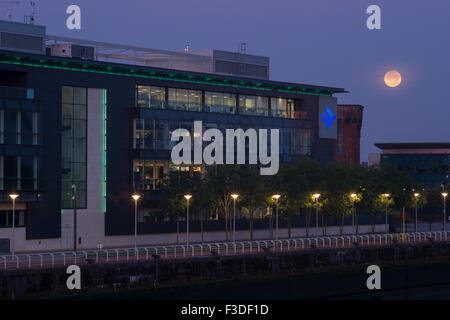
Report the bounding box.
[133,119,170,150]
[0,95,41,203]
[271,97,295,118]
[0,107,38,145]
[0,210,25,228]
[239,95,268,116]
[0,156,39,191]
[133,160,166,190]
[168,88,201,111]
[137,85,165,109]
[133,119,313,161]
[381,154,450,186]
[133,160,202,191]
[136,85,306,119]
[61,86,87,209]
[205,91,236,114]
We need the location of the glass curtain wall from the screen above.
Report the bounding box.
[239,95,268,116]
[61,86,87,208]
[137,85,165,109]
[168,88,201,111]
[205,91,236,114]
[133,119,170,151]
[271,97,295,118]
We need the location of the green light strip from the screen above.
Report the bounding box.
[278,89,332,97]
[0,55,338,97]
[0,58,272,92]
[102,89,107,214]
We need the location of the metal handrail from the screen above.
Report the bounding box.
[3,231,450,271]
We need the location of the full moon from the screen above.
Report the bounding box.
[384,70,402,88]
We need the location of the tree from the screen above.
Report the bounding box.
[189,171,215,242]
[206,165,243,241]
[159,170,194,243]
[322,162,362,235]
[239,166,268,240]
[281,157,323,237]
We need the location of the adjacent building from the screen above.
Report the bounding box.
[375,142,450,187]
[0,20,346,251]
[335,104,363,165]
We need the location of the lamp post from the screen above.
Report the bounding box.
[273,195,281,241]
[442,192,448,232]
[350,193,357,236]
[383,194,390,234]
[231,194,239,242]
[9,193,18,255]
[414,193,420,233]
[131,194,141,251]
[312,194,321,237]
[184,195,192,246]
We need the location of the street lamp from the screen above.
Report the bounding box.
[442,192,448,232]
[414,193,420,233]
[350,193,357,236]
[312,193,321,237]
[231,194,239,242]
[184,195,192,246]
[382,194,390,234]
[273,195,281,241]
[9,193,18,255]
[131,194,141,251]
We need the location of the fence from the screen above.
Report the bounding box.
[1,231,448,271]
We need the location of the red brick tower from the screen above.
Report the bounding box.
[335,105,364,165]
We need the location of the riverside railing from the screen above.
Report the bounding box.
[1,231,448,271]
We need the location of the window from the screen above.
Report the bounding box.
[3,156,18,190]
[133,160,167,190]
[270,98,295,118]
[205,91,236,114]
[168,88,201,111]
[61,86,87,209]
[137,85,166,109]
[133,119,170,151]
[0,156,38,192]
[0,210,25,228]
[239,95,268,116]
[271,98,287,118]
[4,109,17,144]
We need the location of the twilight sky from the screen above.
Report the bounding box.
[4,0,450,162]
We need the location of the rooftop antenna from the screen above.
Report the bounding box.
[1,0,20,21]
[238,42,247,54]
[24,1,37,24]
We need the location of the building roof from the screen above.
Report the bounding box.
[375,142,450,150]
[0,49,346,97]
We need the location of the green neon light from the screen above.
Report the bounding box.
[102,89,107,214]
[278,89,332,97]
[0,54,340,97]
[0,56,272,92]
